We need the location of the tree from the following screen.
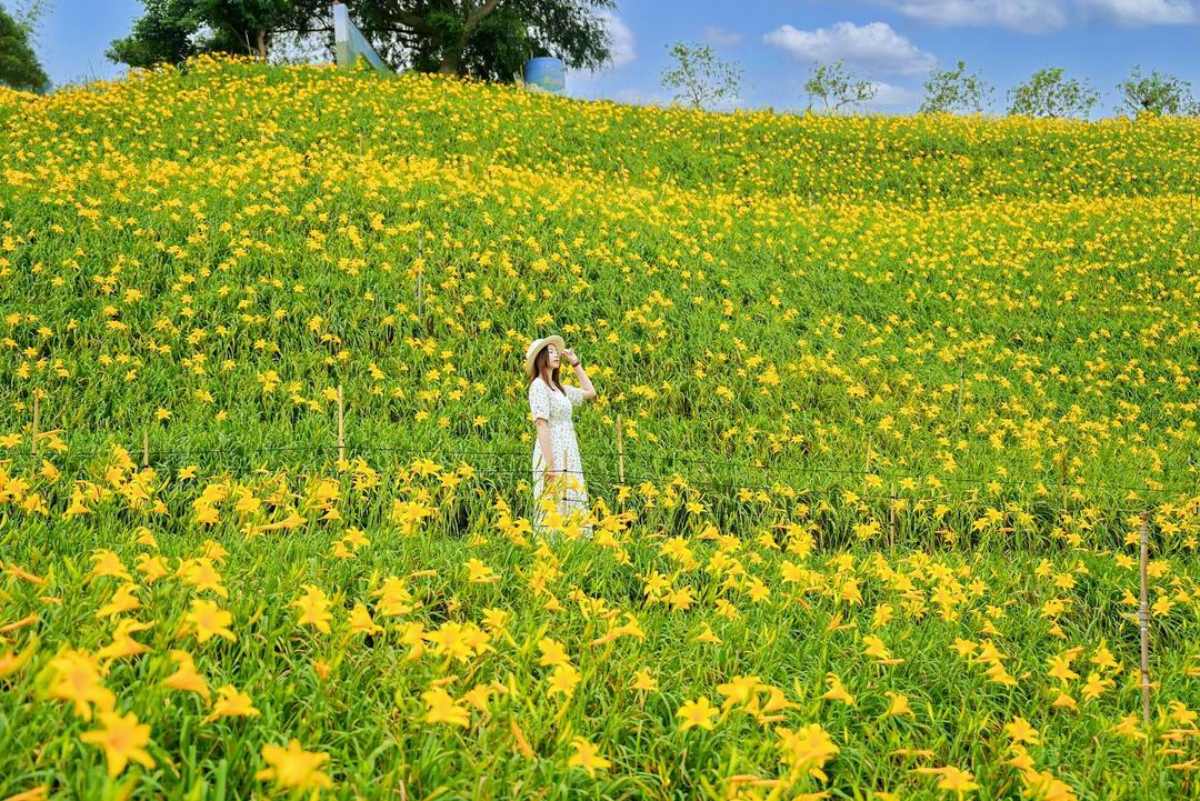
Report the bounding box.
[107,0,199,68]
[344,0,615,80]
[8,0,49,41]
[919,60,992,114]
[1007,67,1099,118]
[110,0,616,84]
[0,3,49,91]
[109,0,322,68]
[803,60,875,113]
[1117,66,1198,117]
[193,0,311,59]
[660,41,741,110]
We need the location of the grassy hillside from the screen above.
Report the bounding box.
[4,56,1200,202]
[0,55,1198,800]
[1,56,1198,521]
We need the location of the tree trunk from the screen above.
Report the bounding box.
[256,29,268,61]
[438,49,461,75]
[437,0,501,77]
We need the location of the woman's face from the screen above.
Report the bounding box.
[544,344,561,369]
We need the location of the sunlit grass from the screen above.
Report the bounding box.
[0,54,1198,800]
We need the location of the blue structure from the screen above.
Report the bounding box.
[332,3,391,74]
[524,57,565,94]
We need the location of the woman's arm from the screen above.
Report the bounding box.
[529,379,558,480]
[564,350,598,401]
[535,418,557,478]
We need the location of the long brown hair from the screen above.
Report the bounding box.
[530,345,565,394]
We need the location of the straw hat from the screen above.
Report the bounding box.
[524,334,565,380]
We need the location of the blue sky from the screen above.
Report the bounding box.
[23,0,1200,115]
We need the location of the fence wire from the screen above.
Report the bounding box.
[5,435,1195,516]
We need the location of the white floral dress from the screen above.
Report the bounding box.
[528,376,593,538]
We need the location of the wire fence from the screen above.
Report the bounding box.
[395,462,1178,516]
[6,433,1197,517]
[12,424,1196,496]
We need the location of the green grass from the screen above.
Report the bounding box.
[2,487,1196,799]
[0,54,1198,800]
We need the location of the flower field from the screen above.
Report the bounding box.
[0,55,1198,799]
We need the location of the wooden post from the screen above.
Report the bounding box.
[416,271,423,322]
[142,429,150,468]
[1139,510,1152,730]
[336,384,346,462]
[1060,438,1070,493]
[956,359,964,418]
[31,393,39,458]
[615,414,625,484]
[415,236,424,326]
[415,238,424,323]
[889,500,897,548]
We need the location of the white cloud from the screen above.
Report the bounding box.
[880,0,1069,32]
[862,81,922,111]
[567,11,635,95]
[708,93,745,111]
[1079,0,1198,24]
[704,25,744,46]
[763,21,936,75]
[873,0,1198,30]
[864,79,916,105]
[599,10,636,68]
[603,87,673,107]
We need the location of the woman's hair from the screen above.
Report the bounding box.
[530,345,565,394]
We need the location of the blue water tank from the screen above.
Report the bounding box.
[524,57,565,94]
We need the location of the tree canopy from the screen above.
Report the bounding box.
[0,4,48,92]
[108,0,616,82]
[1117,66,1198,117]
[803,61,876,113]
[919,60,993,115]
[660,42,741,110]
[1007,67,1099,118]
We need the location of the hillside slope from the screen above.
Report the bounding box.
[2,55,1200,801]
[0,55,1197,521]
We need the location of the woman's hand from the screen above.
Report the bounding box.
[562,348,580,367]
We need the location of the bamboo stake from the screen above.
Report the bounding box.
[889,500,897,548]
[337,384,345,462]
[956,359,964,418]
[615,414,625,484]
[31,394,39,458]
[1060,438,1071,494]
[142,429,150,468]
[416,271,423,322]
[1139,510,1152,730]
[415,238,424,323]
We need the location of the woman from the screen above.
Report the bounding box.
[525,334,597,538]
